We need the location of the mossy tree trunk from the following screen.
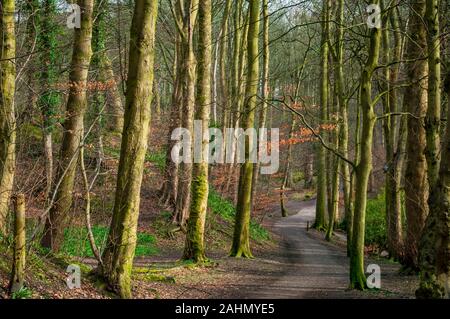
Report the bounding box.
[160,35,182,208]
[93,0,124,134]
[403,0,429,270]
[173,0,199,228]
[0,0,17,235]
[8,194,26,295]
[38,0,60,201]
[381,0,405,260]
[314,0,330,231]
[416,71,450,299]
[335,0,352,244]
[230,0,260,258]
[350,5,381,289]
[41,0,94,251]
[101,0,158,299]
[252,0,270,205]
[424,0,441,189]
[183,0,212,263]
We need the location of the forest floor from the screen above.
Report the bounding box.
[0,194,419,299]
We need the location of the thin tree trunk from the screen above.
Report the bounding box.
[314,0,330,231]
[41,0,94,251]
[424,0,441,189]
[174,0,199,229]
[183,0,212,262]
[8,194,26,295]
[230,0,260,258]
[252,0,270,205]
[0,0,17,235]
[101,0,158,299]
[350,6,381,289]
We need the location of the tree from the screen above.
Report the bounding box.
[41,0,94,251]
[403,0,429,270]
[314,0,330,231]
[101,0,159,298]
[252,0,270,203]
[424,0,441,189]
[381,0,405,260]
[416,71,450,299]
[349,1,381,289]
[230,0,260,258]
[0,0,17,235]
[38,0,61,200]
[173,0,199,228]
[183,0,212,263]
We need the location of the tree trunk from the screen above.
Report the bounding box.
[173,0,199,228]
[403,0,429,270]
[41,0,94,251]
[8,194,26,295]
[335,0,351,241]
[416,71,450,299]
[314,0,330,231]
[160,35,182,208]
[252,0,270,205]
[183,0,212,263]
[350,7,381,289]
[0,0,17,235]
[381,0,405,260]
[230,0,260,258]
[101,0,158,299]
[424,0,441,189]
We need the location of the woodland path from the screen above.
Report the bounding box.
[251,200,352,299]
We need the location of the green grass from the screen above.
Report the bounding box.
[61,226,158,258]
[365,190,387,248]
[145,151,166,171]
[208,190,270,242]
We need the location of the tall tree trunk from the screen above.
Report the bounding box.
[173,0,199,228]
[424,0,441,189]
[41,0,94,251]
[0,0,17,235]
[382,0,405,260]
[252,0,270,204]
[335,0,352,242]
[219,0,232,153]
[403,0,429,270]
[350,5,381,289]
[183,0,212,263]
[230,0,260,258]
[160,35,182,208]
[416,71,450,299]
[39,0,60,201]
[314,0,330,231]
[101,0,158,299]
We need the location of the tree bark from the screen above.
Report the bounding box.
[0,0,17,235]
[101,0,158,299]
[230,0,260,258]
[314,0,330,231]
[350,6,381,289]
[403,0,429,270]
[183,0,212,263]
[8,194,26,295]
[416,71,450,299]
[41,0,94,251]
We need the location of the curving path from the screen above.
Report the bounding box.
[252,200,352,299]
